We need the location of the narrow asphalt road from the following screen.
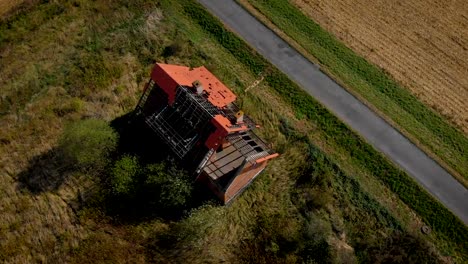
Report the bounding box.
[198,0,468,224]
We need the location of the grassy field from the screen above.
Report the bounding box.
[242,0,468,187]
[0,0,466,262]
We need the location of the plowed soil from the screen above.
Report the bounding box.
[292,0,468,133]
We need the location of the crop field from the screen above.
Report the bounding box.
[0,0,466,262]
[292,0,468,133]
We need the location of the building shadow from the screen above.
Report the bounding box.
[104,112,220,222]
[110,112,170,164]
[14,112,147,196]
[16,111,219,221]
[102,179,221,223]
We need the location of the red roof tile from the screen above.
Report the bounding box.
[156,63,236,107]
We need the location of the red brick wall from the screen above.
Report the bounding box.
[224,162,267,203]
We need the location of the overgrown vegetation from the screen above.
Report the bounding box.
[0,0,466,262]
[60,119,118,171]
[58,118,196,220]
[242,0,468,185]
[110,155,140,196]
[107,153,194,216]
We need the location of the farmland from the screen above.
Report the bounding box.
[0,0,466,263]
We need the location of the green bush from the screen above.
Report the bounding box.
[59,119,118,171]
[145,162,193,209]
[111,155,140,196]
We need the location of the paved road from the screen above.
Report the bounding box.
[198,0,468,224]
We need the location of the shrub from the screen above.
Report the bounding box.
[145,162,193,209]
[59,119,118,171]
[111,155,140,196]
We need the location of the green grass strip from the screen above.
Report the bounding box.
[281,119,404,232]
[245,0,468,182]
[181,0,467,254]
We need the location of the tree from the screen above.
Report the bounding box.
[145,162,192,209]
[111,155,140,196]
[59,119,118,171]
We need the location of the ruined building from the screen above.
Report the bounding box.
[136,63,278,204]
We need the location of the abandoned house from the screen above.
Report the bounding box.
[135,63,278,204]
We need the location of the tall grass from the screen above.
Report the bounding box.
[180,0,468,254]
[244,0,468,185]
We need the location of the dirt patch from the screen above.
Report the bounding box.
[292,0,468,133]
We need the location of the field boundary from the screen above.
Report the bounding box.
[181,0,467,253]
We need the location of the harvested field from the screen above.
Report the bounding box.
[292,0,468,133]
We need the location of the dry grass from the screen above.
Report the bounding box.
[0,0,23,17]
[292,0,468,133]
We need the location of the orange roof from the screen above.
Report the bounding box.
[157,63,236,107]
[212,115,248,133]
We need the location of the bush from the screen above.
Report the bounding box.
[111,155,140,196]
[145,162,192,209]
[59,119,118,171]
[104,159,193,217]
